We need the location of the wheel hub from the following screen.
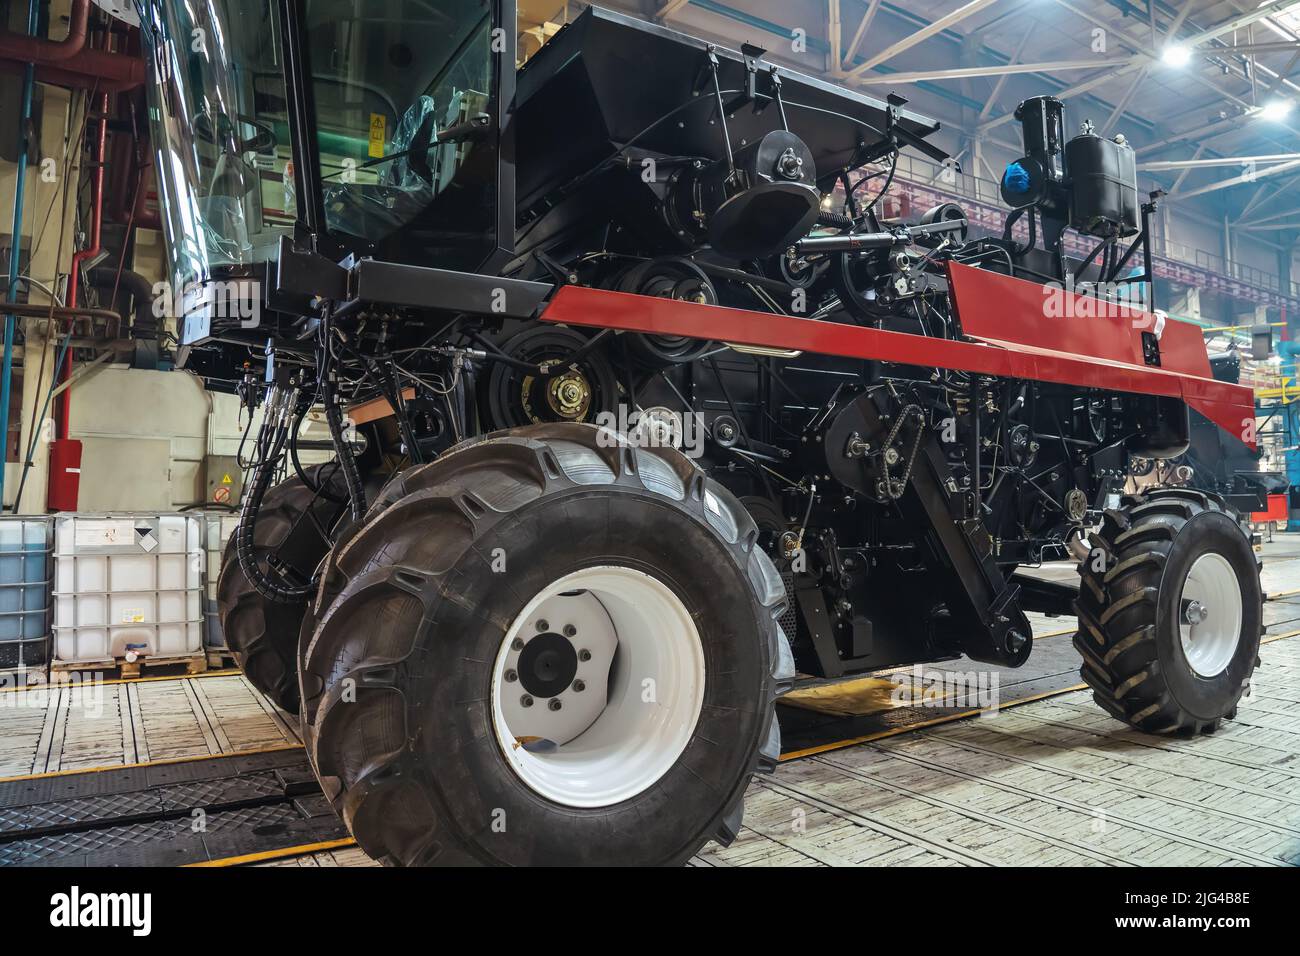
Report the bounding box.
[491,566,705,808]
[535,364,592,420]
[1178,552,1243,678]
[516,631,579,699]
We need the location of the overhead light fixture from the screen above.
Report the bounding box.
[1161,44,1192,67]
[1259,99,1294,121]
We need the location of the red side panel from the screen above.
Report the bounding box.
[1252,494,1288,524]
[538,280,1255,450]
[946,261,1212,379]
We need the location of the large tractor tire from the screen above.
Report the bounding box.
[1075,488,1262,735]
[217,464,348,713]
[297,423,794,866]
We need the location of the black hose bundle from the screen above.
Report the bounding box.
[290,403,348,504]
[234,387,314,604]
[324,374,368,524]
[233,309,368,602]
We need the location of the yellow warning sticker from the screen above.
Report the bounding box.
[368,113,386,159]
[221,474,233,485]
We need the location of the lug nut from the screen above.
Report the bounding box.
[549,699,563,711]
[578,649,592,662]
[536,619,549,632]
[520,695,534,708]
[504,669,518,683]
[511,637,524,651]
[563,624,577,637]
[573,680,586,693]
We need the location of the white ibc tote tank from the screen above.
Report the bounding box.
[53,514,205,665]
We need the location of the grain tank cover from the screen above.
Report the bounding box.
[514,7,943,210]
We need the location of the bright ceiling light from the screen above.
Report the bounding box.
[1161,44,1192,67]
[1259,99,1294,121]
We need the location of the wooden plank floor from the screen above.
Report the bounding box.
[691,633,1300,867]
[0,675,299,779]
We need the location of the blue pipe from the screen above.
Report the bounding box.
[1,0,40,514]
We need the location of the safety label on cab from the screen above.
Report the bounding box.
[369,113,386,158]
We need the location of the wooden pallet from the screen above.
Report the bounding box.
[206,647,238,669]
[0,666,47,689]
[50,652,208,681]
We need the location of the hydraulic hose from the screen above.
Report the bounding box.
[290,402,348,504]
[323,373,368,524]
[234,385,318,605]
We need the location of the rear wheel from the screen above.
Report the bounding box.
[298,423,794,866]
[1074,488,1262,734]
[217,464,347,712]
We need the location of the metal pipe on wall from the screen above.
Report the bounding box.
[0,0,41,512]
[55,88,109,441]
[0,47,145,90]
[0,1,144,92]
[0,0,90,62]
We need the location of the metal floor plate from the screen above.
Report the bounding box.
[0,750,346,866]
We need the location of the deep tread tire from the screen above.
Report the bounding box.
[298,423,794,866]
[1074,487,1263,735]
[217,464,347,713]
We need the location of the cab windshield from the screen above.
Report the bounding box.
[138,0,502,306]
[308,0,497,270]
[137,0,293,302]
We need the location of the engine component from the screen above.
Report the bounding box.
[634,406,686,449]
[1007,424,1039,468]
[915,203,969,248]
[668,130,821,260]
[1064,488,1088,523]
[712,413,742,448]
[483,327,619,430]
[617,258,718,366]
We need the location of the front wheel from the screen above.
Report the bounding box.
[298,423,794,866]
[1075,488,1262,735]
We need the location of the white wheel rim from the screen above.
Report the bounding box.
[490,566,705,808]
[1178,552,1243,678]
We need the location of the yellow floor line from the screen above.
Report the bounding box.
[781,627,1300,762]
[0,742,303,784]
[1262,628,1300,645]
[780,683,1090,761]
[185,837,357,868]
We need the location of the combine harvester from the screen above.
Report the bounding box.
[135,1,1262,866]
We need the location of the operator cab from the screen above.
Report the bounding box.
[138,0,512,348]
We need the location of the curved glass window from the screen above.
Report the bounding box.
[306,0,499,271]
[137,0,293,298]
